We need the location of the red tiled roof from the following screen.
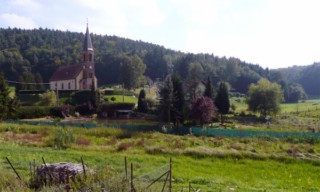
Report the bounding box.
[50,64,83,81]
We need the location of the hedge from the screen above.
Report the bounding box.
[18,105,75,119]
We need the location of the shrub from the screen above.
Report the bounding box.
[76,137,91,146]
[50,105,75,118]
[71,90,100,106]
[18,106,51,119]
[38,91,57,106]
[51,128,75,149]
[75,103,95,116]
[117,142,132,151]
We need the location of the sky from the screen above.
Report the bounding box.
[1,0,320,69]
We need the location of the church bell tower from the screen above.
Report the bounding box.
[82,23,96,90]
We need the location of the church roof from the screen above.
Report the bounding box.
[83,25,93,51]
[50,64,83,81]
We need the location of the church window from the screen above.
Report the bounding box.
[89,73,93,78]
[89,54,92,61]
[68,82,71,89]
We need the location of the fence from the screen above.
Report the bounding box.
[4,156,174,192]
[7,120,320,139]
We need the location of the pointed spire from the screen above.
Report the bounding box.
[83,22,93,51]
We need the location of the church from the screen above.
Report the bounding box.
[49,25,97,91]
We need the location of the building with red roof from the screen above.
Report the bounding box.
[49,24,97,90]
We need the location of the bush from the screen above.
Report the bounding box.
[71,90,100,106]
[51,128,75,149]
[75,103,95,116]
[38,91,57,106]
[18,106,51,119]
[117,142,132,151]
[50,105,75,118]
[76,137,91,146]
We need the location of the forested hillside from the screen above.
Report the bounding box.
[276,63,320,96]
[0,28,269,93]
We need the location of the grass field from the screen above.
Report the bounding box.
[1,123,320,191]
[104,95,138,103]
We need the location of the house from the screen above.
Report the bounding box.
[49,24,97,90]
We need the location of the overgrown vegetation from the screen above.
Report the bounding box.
[1,123,320,191]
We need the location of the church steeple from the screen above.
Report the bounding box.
[82,23,94,63]
[81,22,96,90]
[83,23,93,51]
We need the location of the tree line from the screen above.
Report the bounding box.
[0,28,311,102]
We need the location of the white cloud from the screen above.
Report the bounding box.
[2,0,320,68]
[10,0,41,10]
[0,13,38,29]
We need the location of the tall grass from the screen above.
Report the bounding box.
[1,123,320,191]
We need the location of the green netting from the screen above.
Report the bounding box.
[6,120,320,139]
[190,127,320,138]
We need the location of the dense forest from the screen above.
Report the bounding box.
[0,27,314,98]
[276,64,320,96]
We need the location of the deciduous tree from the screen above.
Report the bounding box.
[247,78,283,116]
[191,96,217,126]
[119,54,146,90]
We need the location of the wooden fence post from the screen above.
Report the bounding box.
[6,157,21,181]
[169,157,172,192]
[131,163,135,192]
[81,156,86,179]
[125,156,128,179]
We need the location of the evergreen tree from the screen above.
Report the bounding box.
[172,73,185,125]
[137,89,148,113]
[204,76,214,99]
[215,82,230,124]
[0,74,19,120]
[159,75,173,122]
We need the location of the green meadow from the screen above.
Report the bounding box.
[1,123,320,191]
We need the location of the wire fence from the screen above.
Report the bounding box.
[7,120,320,139]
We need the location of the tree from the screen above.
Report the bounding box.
[215,82,230,123]
[34,73,44,90]
[287,83,307,103]
[171,73,185,125]
[186,62,204,102]
[159,75,173,122]
[39,91,57,106]
[0,74,19,120]
[119,54,146,90]
[247,78,283,116]
[224,57,240,83]
[191,96,217,126]
[137,89,148,113]
[204,76,214,99]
